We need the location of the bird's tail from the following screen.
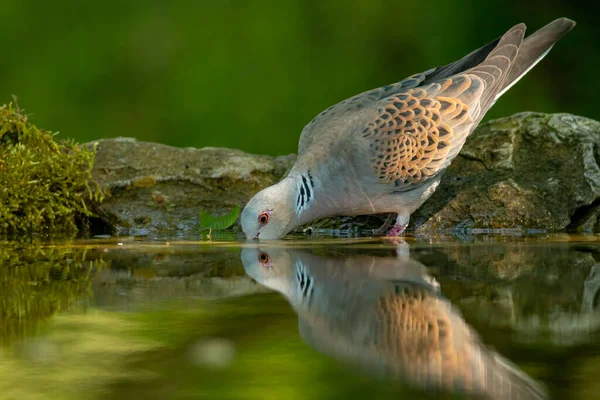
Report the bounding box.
[478,349,548,400]
[495,17,576,100]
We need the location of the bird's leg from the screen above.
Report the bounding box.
[387,214,410,237]
[373,213,397,236]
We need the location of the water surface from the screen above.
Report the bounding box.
[1,234,600,399]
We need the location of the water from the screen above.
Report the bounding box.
[1,234,600,399]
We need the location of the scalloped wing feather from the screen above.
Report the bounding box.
[362,24,526,188]
[298,71,433,155]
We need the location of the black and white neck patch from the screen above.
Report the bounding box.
[295,171,315,215]
[295,259,314,305]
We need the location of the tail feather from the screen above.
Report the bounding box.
[497,18,576,99]
[467,23,526,113]
[481,351,548,400]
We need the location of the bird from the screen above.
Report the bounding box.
[241,246,548,399]
[241,18,576,239]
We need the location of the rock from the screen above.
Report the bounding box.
[89,138,295,234]
[411,112,600,234]
[89,113,600,235]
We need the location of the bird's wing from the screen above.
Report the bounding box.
[297,72,429,155]
[362,23,525,188]
[297,23,510,157]
[371,283,547,399]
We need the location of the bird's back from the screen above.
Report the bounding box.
[294,19,575,194]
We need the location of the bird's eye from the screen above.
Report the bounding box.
[258,252,270,265]
[258,211,270,225]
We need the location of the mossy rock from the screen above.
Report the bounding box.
[88,112,600,235]
[411,112,600,234]
[0,103,103,233]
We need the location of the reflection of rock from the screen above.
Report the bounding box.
[92,272,268,310]
[91,247,268,309]
[242,247,547,399]
[583,264,600,313]
[516,310,600,346]
[93,244,247,277]
[89,113,600,235]
[89,138,294,234]
[513,262,600,346]
[420,244,599,345]
[432,241,594,283]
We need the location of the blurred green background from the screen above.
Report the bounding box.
[0,1,597,156]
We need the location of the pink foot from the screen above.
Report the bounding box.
[387,222,406,237]
[386,215,410,237]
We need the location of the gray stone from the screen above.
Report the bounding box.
[411,112,600,234]
[89,138,295,234]
[89,113,600,235]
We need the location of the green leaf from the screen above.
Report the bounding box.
[199,206,240,231]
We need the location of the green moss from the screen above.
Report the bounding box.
[0,102,103,232]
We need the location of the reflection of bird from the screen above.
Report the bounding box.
[241,18,575,239]
[242,247,547,399]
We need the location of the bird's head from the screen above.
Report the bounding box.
[241,247,296,294]
[241,178,298,240]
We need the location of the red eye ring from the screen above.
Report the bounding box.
[258,211,270,225]
[258,252,270,265]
